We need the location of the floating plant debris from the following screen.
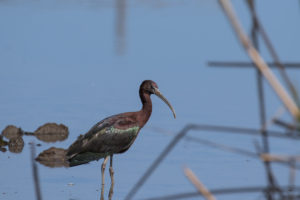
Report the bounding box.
[8,136,24,153]
[34,123,69,143]
[1,125,23,140]
[1,123,69,154]
[0,135,8,146]
[0,147,7,152]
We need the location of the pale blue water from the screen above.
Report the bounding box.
[1,0,300,199]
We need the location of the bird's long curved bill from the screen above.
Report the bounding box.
[154,89,176,119]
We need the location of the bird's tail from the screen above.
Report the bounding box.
[68,152,106,167]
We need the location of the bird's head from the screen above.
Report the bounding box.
[141,80,176,119]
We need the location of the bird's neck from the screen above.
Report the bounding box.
[138,90,152,127]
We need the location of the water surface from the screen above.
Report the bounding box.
[1,0,300,199]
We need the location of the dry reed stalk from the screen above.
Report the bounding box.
[263,106,285,130]
[218,0,300,119]
[207,61,300,68]
[273,119,299,131]
[246,2,300,108]
[260,154,300,163]
[184,167,216,200]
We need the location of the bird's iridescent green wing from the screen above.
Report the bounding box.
[66,116,117,158]
[66,114,140,160]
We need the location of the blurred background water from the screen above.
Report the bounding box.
[1,0,300,199]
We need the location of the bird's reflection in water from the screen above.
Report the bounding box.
[0,123,69,153]
[35,147,69,167]
[36,147,115,200]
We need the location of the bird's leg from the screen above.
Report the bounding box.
[100,156,109,200]
[109,155,114,184]
[108,155,114,200]
[101,156,109,186]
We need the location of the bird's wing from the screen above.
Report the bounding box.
[66,114,140,159]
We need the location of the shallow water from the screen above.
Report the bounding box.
[1,0,300,199]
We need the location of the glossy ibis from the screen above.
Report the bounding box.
[66,80,176,188]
